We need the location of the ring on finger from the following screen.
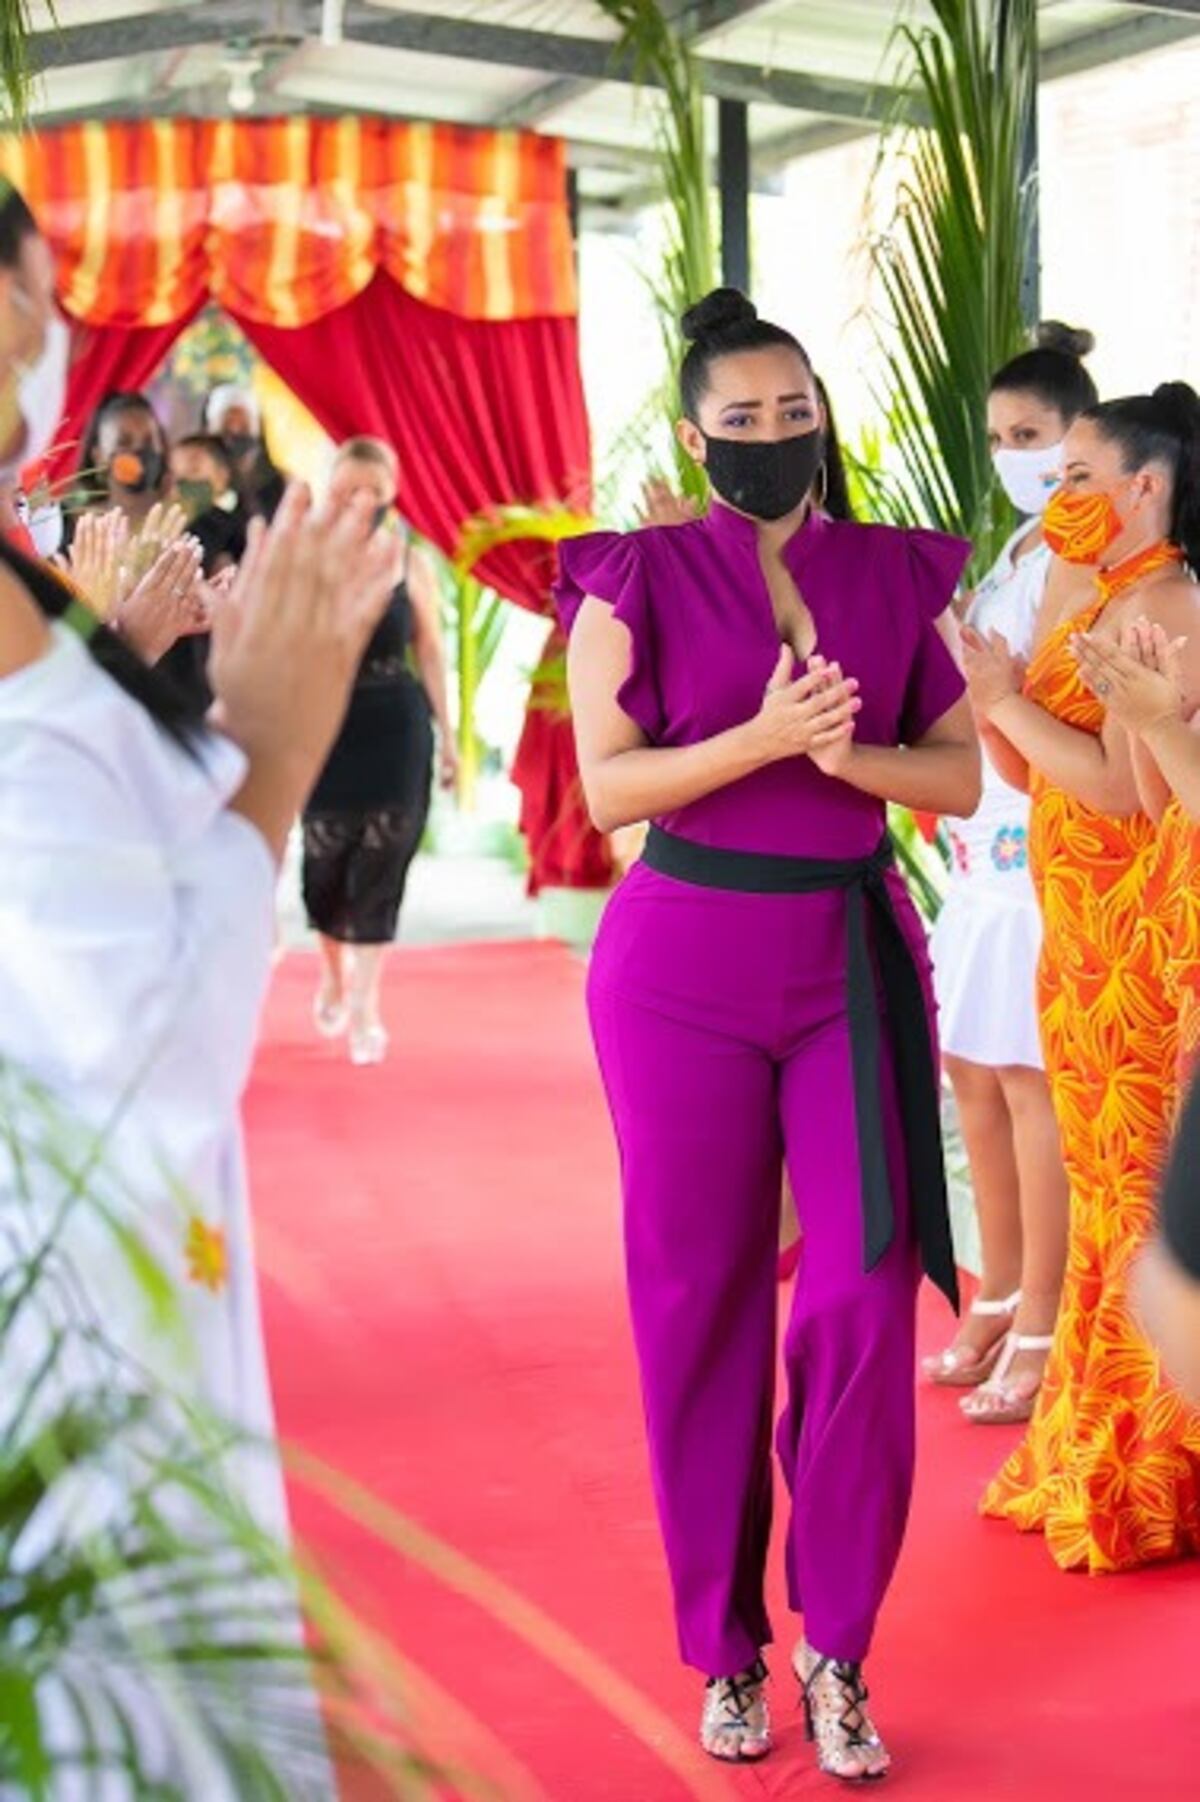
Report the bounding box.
[1095,678,1112,697]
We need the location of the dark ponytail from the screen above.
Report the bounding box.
[1086,382,1200,575]
[0,536,205,752]
[680,287,854,521]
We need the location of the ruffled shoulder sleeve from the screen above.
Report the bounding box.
[902,526,972,620]
[554,530,663,740]
[893,528,969,742]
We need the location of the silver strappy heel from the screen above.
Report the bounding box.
[699,1655,771,1763]
[795,1644,890,1784]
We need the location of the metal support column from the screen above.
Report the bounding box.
[718,96,750,292]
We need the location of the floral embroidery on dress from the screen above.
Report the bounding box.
[990,825,1028,872]
[185,1215,228,1293]
[948,830,970,875]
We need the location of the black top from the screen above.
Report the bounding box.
[305,579,429,815]
[241,453,286,523]
[1162,1067,1200,1281]
[190,500,248,574]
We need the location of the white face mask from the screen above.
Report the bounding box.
[16,312,70,469]
[27,499,64,559]
[992,441,1064,519]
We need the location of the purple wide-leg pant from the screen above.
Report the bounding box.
[587,862,924,1678]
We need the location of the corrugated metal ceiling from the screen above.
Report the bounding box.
[23,1,1200,216]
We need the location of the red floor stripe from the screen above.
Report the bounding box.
[247,945,1200,1802]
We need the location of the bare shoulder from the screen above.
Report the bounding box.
[0,559,52,680]
[1133,568,1200,632]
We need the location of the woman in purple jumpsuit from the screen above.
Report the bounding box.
[557,290,981,1783]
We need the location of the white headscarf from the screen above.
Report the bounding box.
[204,385,260,435]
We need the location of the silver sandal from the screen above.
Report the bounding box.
[795,1644,890,1784]
[699,1655,771,1763]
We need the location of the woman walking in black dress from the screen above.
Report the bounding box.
[303,437,457,1063]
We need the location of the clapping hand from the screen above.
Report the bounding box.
[114,536,205,662]
[639,477,701,528]
[125,500,189,584]
[1072,616,1187,733]
[65,508,131,618]
[961,625,1026,713]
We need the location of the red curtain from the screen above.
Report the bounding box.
[236,271,590,614]
[511,627,614,894]
[39,309,200,487]
[36,273,606,892]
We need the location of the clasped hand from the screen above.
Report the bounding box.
[752,644,860,774]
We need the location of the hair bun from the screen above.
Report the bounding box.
[681,287,757,343]
[1034,320,1095,360]
[1153,380,1200,430]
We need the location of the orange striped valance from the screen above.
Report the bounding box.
[0,117,577,328]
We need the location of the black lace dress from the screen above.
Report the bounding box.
[301,579,434,944]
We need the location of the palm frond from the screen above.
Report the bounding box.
[866,0,1036,574]
[0,1,49,126]
[592,0,716,499]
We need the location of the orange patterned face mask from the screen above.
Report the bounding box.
[1041,486,1124,565]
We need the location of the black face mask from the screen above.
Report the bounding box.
[113,446,166,495]
[702,429,824,522]
[224,432,257,462]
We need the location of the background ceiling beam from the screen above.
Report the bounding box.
[27,0,1200,183]
[1038,7,1200,78]
[31,6,920,125]
[1102,1,1200,16]
[493,0,781,131]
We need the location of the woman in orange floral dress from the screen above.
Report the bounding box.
[962,384,1200,1572]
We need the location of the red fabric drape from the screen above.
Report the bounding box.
[35,272,604,891]
[511,627,614,895]
[236,270,590,613]
[39,309,200,487]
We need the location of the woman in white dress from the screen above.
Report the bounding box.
[0,184,398,1792]
[924,324,1098,1423]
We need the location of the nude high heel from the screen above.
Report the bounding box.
[921,1290,1020,1387]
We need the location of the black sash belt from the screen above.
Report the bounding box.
[641,824,959,1311]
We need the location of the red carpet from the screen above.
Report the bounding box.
[247,944,1199,1801]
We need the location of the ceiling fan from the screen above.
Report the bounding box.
[216,0,346,113]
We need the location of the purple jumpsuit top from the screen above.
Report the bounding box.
[557,502,968,857]
[555,502,970,1678]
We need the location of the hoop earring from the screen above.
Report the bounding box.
[813,461,828,510]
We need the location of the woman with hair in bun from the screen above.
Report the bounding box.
[557,288,980,1780]
[924,324,1096,1424]
[965,381,1200,1572]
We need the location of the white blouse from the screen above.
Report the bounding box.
[0,624,331,1797]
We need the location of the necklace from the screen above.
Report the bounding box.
[1095,539,1184,605]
